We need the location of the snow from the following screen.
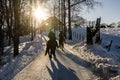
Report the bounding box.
[0,35,44,80]
[0,28,120,80]
[12,44,97,80]
[73,28,120,79]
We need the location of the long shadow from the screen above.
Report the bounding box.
[19,35,31,43]
[57,49,91,68]
[46,59,79,80]
[3,46,13,56]
[1,46,13,65]
[22,41,43,55]
[56,49,108,80]
[22,42,31,51]
[0,42,43,80]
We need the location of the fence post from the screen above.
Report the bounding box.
[79,34,81,41]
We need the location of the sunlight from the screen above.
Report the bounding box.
[34,7,47,21]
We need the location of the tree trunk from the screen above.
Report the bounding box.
[8,27,12,46]
[59,0,61,31]
[63,0,67,39]
[13,36,19,57]
[95,18,101,43]
[0,0,4,55]
[0,26,4,55]
[68,0,72,40]
[13,0,20,57]
[61,0,64,31]
[86,27,93,45]
[8,0,13,46]
[30,0,34,41]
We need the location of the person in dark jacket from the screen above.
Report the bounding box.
[48,30,56,40]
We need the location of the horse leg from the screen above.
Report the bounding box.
[53,49,56,57]
[49,54,52,60]
[48,49,52,60]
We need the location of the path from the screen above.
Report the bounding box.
[12,36,97,80]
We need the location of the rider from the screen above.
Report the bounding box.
[59,31,65,50]
[45,30,58,59]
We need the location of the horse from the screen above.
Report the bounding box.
[45,39,58,59]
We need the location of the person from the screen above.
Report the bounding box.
[48,30,56,40]
[45,31,58,59]
[59,31,65,51]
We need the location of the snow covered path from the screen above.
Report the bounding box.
[1,28,120,80]
[12,43,96,80]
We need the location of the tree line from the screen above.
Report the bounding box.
[0,0,40,61]
[0,0,100,61]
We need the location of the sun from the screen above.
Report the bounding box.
[34,7,47,21]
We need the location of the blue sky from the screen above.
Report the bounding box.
[81,0,120,24]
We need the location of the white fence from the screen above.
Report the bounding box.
[72,28,86,42]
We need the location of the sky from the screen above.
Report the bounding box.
[81,0,120,24]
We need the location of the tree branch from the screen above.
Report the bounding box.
[70,0,86,8]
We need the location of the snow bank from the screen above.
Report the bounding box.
[73,42,120,79]
[110,75,120,80]
[71,28,120,79]
[73,43,120,78]
[0,34,44,80]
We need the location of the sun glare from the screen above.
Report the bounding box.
[34,7,47,21]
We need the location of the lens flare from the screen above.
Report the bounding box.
[34,7,47,21]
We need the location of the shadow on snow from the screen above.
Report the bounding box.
[46,58,79,80]
[57,49,108,80]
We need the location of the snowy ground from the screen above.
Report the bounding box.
[72,28,120,80]
[0,28,120,80]
[0,35,44,80]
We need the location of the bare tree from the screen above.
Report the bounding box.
[4,0,14,46]
[12,0,21,57]
[68,0,72,40]
[0,0,5,59]
[67,0,101,40]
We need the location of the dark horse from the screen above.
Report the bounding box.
[45,39,58,59]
